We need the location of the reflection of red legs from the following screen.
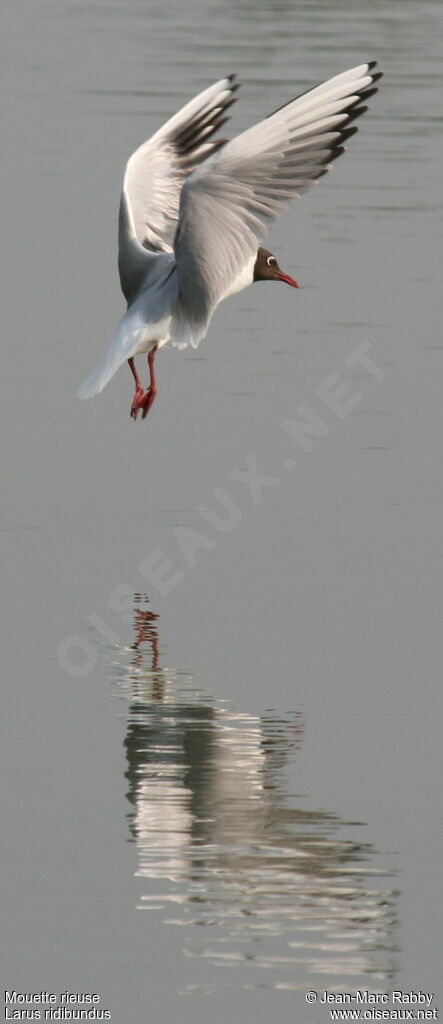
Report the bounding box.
[130,596,164,698]
[133,608,160,671]
[129,346,158,420]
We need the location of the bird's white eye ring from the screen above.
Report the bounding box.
[267,255,276,266]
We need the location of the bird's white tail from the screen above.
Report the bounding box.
[77,313,147,399]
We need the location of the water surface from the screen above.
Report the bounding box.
[1,1,442,1021]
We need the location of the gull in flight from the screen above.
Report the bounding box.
[77,63,381,420]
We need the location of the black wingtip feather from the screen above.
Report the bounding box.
[227,76,240,93]
[328,145,346,163]
[358,86,379,103]
[174,93,237,151]
[177,114,231,153]
[340,125,359,142]
[345,104,369,126]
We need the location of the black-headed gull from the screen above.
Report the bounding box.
[78,63,381,420]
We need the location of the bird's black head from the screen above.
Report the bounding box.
[253,247,299,288]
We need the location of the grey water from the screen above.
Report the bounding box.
[1,1,442,1021]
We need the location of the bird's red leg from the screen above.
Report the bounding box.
[129,358,145,420]
[140,345,158,420]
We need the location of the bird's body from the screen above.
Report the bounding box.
[78,64,381,419]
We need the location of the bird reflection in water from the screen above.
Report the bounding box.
[115,595,398,992]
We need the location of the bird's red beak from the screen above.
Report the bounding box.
[277,270,300,288]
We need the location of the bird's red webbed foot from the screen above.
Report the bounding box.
[140,384,157,419]
[128,348,158,421]
[131,385,157,420]
[130,387,146,420]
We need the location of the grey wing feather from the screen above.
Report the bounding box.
[119,75,239,258]
[170,63,381,349]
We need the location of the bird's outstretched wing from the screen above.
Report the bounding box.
[171,62,381,349]
[119,75,239,257]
